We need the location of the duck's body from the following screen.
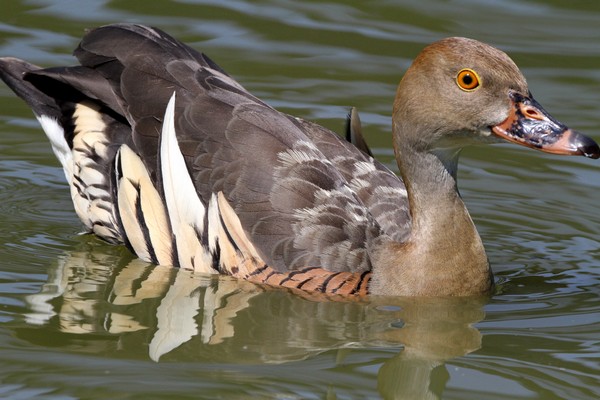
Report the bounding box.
[1,24,597,296]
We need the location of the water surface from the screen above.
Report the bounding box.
[1,1,599,399]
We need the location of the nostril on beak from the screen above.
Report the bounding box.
[522,106,543,120]
[526,109,537,117]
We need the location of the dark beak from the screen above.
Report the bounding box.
[491,92,600,159]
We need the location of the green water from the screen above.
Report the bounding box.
[1,1,599,399]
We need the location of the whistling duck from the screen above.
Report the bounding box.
[1,24,598,296]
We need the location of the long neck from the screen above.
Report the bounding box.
[369,135,493,296]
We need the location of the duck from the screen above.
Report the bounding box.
[0,24,598,297]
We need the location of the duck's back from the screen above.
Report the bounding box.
[0,24,410,288]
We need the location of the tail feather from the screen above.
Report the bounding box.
[0,57,127,243]
[0,57,60,119]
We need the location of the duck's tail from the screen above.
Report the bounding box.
[0,55,263,276]
[0,57,129,244]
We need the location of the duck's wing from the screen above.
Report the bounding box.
[297,116,410,243]
[0,24,411,277]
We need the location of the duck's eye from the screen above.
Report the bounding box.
[456,69,481,91]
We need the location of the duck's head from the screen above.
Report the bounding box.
[392,37,599,159]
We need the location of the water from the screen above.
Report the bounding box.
[1,1,599,399]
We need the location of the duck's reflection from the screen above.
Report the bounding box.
[25,245,487,398]
[376,296,485,399]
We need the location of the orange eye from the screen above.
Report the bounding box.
[456,69,480,91]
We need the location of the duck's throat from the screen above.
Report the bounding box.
[370,145,493,296]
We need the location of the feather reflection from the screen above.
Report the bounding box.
[25,246,486,398]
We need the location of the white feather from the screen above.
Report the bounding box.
[36,114,73,183]
[160,93,214,272]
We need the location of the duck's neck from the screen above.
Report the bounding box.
[370,140,493,296]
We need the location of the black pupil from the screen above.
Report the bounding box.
[462,73,473,86]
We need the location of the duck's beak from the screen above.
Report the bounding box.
[491,92,600,159]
